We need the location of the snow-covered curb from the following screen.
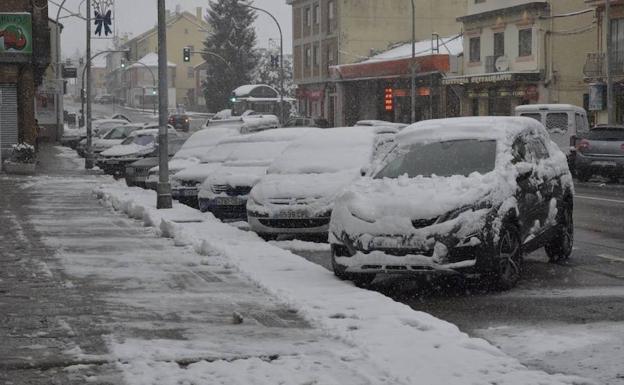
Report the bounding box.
[94,183,593,385]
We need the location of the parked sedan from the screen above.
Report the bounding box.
[328,117,573,288]
[97,128,179,178]
[575,125,624,182]
[125,137,187,188]
[197,128,319,221]
[246,126,397,240]
[91,123,146,155]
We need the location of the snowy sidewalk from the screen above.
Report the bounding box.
[1,145,595,385]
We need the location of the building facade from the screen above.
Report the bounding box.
[108,8,208,109]
[35,18,62,142]
[444,0,594,117]
[124,53,176,110]
[584,0,624,125]
[287,0,467,126]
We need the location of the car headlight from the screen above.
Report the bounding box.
[436,202,490,224]
[249,195,263,207]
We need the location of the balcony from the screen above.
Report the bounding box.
[583,52,624,78]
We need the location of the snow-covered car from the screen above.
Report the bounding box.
[355,120,408,130]
[145,125,242,190]
[91,123,147,155]
[203,114,279,133]
[97,128,179,178]
[197,128,320,221]
[246,126,398,240]
[328,117,574,289]
[124,137,187,188]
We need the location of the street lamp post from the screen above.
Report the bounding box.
[244,4,285,124]
[156,0,172,209]
[410,0,416,123]
[85,0,94,169]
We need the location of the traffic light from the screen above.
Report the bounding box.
[270,55,279,68]
[183,47,191,62]
[120,59,126,69]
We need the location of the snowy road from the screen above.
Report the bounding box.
[287,182,624,385]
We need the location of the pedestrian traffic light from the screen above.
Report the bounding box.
[183,47,191,62]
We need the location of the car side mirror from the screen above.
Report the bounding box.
[360,166,370,177]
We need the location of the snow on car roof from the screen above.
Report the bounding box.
[268,127,382,175]
[515,104,585,113]
[397,117,546,145]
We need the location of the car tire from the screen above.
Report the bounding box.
[492,223,522,291]
[545,203,573,263]
[331,247,375,287]
[258,233,278,241]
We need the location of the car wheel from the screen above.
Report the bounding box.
[258,233,278,241]
[492,224,522,291]
[545,204,573,263]
[331,246,375,287]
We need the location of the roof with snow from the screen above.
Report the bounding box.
[330,35,462,81]
[129,53,176,69]
[398,116,548,145]
[233,84,280,98]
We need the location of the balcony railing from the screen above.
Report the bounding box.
[584,52,624,78]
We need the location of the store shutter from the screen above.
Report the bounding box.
[0,84,19,156]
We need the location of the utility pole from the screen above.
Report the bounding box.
[606,0,615,124]
[54,0,68,142]
[410,0,416,123]
[157,0,172,209]
[85,0,94,169]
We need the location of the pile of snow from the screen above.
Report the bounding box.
[365,34,463,62]
[94,183,591,385]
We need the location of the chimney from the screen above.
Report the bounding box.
[196,7,203,21]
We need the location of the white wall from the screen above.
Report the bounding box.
[467,0,535,16]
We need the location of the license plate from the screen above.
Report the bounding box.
[215,197,244,206]
[276,210,307,219]
[107,160,119,165]
[592,161,617,167]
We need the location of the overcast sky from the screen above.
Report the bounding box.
[49,0,293,59]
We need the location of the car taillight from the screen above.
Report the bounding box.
[576,139,590,152]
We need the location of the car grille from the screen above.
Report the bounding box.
[268,197,316,205]
[211,205,247,220]
[411,217,438,229]
[212,185,252,196]
[258,218,330,229]
[180,180,200,188]
[134,167,151,176]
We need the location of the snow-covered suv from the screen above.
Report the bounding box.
[329,117,574,289]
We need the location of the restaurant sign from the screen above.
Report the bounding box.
[0,13,32,55]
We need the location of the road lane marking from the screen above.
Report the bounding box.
[575,194,624,204]
[597,254,624,263]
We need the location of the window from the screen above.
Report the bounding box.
[518,28,532,57]
[520,113,542,122]
[529,138,549,160]
[305,47,311,68]
[187,66,194,79]
[313,4,320,25]
[493,32,504,56]
[184,28,189,34]
[610,18,624,69]
[469,37,481,62]
[305,8,311,26]
[328,1,335,20]
[546,112,568,134]
[511,137,529,164]
[327,46,335,65]
[313,45,319,66]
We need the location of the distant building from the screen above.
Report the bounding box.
[444,0,594,117]
[107,8,209,109]
[584,1,624,125]
[35,18,63,142]
[286,0,468,126]
[124,53,176,110]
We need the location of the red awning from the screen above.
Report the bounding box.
[330,54,451,82]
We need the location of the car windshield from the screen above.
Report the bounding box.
[121,135,154,146]
[375,139,497,179]
[103,126,129,140]
[586,127,624,140]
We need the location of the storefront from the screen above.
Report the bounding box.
[0,7,49,164]
[442,72,543,117]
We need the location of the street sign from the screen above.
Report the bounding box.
[62,66,78,79]
[0,13,33,55]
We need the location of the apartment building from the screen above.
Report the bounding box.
[108,8,208,109]
[584,0,624,124]
[287,0,467,125]
[444,0,594,117]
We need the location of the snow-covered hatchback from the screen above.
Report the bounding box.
[329,117,574,289]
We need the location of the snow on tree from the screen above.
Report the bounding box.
[251,48,295,98]
[201,0,258,112]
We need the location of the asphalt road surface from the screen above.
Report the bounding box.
[287,182,624,384]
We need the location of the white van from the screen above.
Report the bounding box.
[515,104,589,159]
